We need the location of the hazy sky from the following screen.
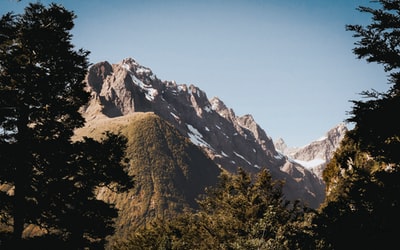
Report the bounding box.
[1,0,388,147]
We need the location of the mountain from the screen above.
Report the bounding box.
[275,123,348,179]
[80,57,335,208]
[73,112,221,238]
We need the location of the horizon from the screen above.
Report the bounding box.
[0,0,388,147]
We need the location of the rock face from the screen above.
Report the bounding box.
[81,57,342,208]
[275,123,348,180]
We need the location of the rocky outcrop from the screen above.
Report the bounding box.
[275,123,348,180]
[82,57,332,208]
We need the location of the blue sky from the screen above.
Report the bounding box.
[1,0,388,147]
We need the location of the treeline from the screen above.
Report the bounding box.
[1,1,400,249]
[112,168,321,249]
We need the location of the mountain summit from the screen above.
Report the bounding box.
[275,123,348,179]
[80,57,343,208]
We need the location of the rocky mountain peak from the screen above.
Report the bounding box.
[121,57,154,77]
[210,96,226,110]
[326,122,347,144]
[81,57,339,208]
[277,123,348,179]
[210,97,235,118]
[86,61,113,93]
[237,114,264,138]
[274,138,288,153]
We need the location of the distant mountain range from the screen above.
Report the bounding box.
[275,123,347,179]
[74,57,347,235]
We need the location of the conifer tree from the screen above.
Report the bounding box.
[0,3,132,249]
[315,1,400,248]
[118,168,317,250]
[346,0,400,164]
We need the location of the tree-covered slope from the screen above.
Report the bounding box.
[74,112,221,238]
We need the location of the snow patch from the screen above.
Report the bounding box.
[204,105,212,113]
[145,88,157,101]
[129,72,145,88]
[122,63,131,71]
[170,112,180,120]
[274,152,285,160]
[136,67,151,75]
[123,63,157,101]
[233,151,251,166]
[186,124,212,149]
[293,158,326,169]
[211,101,219,111]
[129,71,157,101]
[178,85,185,92]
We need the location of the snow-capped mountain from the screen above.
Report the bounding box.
[275,123,348,179]
[81,57,343,208]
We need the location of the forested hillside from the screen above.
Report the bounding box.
[74,112,221,241]
[1,1,400,249]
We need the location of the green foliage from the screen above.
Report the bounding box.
[123,112,215,210]
[346,0,400,164]
[315,1,400,249]
[315,150,400,249]
[0,3,133,249]
[115,168,319,250]
[322,132,378,200]
[75,112,221,246]
[195,168,285,249]
[101,113,220,241]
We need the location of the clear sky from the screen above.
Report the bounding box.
[1,0,388,147]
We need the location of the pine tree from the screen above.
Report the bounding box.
[118,168,317,250]
[314,1,400,248]
[346,0,400,164]
[0,3,132,249]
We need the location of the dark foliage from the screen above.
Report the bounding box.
[315,1,400,249]
[0,3,132,249]
[114,168,319,250]
[346,0,400,164]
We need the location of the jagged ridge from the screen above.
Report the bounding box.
[80,57,336,208]
[275,123,348,179]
